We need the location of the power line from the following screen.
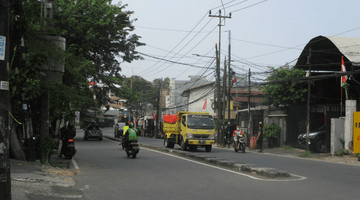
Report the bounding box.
[138,52,215,69]
[144,24,219,77]
[139,12,210,74]
[230,0,269,13]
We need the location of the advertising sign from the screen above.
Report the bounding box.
[0,36,5,60]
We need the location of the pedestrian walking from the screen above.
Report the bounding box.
[256,122,263,152]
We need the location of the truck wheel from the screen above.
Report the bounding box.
[181,139,187,151]
[164,137,168,147]
[205,145,212,152]
[168,141,174,148]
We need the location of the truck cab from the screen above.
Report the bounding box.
[164,112,215,152]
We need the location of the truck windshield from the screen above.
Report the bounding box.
[187,115,214,129]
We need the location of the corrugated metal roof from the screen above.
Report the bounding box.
[295,35,360,71]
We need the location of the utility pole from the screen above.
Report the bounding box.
[222,57,227,145]
[306,47,312,152]
[227,31,231,148]
[0,0,11,198]
[155,79,162,138]
[215,44,221,144]
[248,68,251,146]
[209,9,231,146]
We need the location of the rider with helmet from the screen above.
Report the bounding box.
[59,121,76,157]
[122,122,138,149]
[233,126,243,150]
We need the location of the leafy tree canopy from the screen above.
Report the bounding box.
[9,0,144,125]
[261,66,307,107]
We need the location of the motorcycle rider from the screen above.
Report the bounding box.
[122,122,138,149]
[123,122,130,136]
[58,121,76,157]
[233,126,243,150]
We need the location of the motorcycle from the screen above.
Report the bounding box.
[234,134,246,153]
[125,141,140,158]
[63,138,76,159]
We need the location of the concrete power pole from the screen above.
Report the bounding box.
[227,30,231,148]
[222,57,227,145]
[209,9,231,146]
[155,79,162,138]
[248,68,251,146]
[0,1,11,198]
[215,44,221,144]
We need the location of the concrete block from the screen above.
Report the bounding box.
[216,160,235,167]
[240,164,256,172]
[250,167,290,178]
[204,158,221,164]
[193,155,216,162]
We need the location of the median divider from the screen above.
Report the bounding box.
[104,135,290,178]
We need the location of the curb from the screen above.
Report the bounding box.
[104,135,290,178]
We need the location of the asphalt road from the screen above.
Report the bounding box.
[70,127,360,200]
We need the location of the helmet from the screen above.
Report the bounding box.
[68,121,74,130]
[129,122,134,128]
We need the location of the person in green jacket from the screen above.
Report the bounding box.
[122,122,138,149]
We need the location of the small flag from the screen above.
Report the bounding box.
[202,99,207,110]
[341,56,348,87]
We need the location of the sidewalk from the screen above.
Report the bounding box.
[10,150,83,200]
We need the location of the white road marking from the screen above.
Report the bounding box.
[79,185,90,191]
[106,138,307,182]
[72,158,80,170]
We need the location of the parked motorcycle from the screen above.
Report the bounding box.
[234,134,246,153]
[63,138,76,159]
[125,141,139,158]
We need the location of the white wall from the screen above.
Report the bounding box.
[187,85,215,116]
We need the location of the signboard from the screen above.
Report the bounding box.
[0,81,9,90]
[353,112,360,153]
[0,36,5,60]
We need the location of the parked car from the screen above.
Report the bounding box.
[84,125,103,141]
[114,122,126,138]
[297,125,326,152]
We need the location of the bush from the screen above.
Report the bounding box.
[263,123,281,139]
[281,145,293,151]
[299,151,311,157]
[336,149,349,157]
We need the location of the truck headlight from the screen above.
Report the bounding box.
[186,132,193,139]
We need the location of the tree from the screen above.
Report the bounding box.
[122,76,171,117]
[51,0,145,109]
[261,66,307,107]
[8,0,144,160]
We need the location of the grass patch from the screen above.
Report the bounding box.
[336,150,349,157]
[281,145,293,151]
[49,162,67,169]
[299,151,311,158]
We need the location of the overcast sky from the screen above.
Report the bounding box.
[113,0,360,82]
